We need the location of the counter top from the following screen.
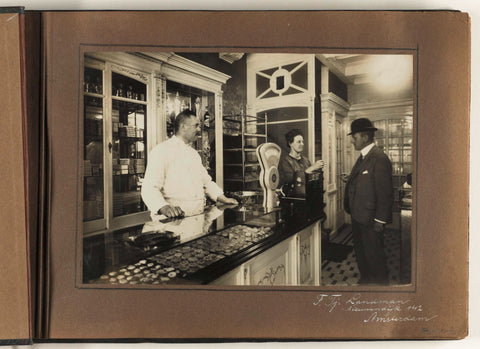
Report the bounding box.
[83,202,325,286]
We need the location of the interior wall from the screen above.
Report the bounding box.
[222,58,247,116]
[177,52,247,116]
[329,71,348,101]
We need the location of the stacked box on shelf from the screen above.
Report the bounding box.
[119,126,127,137]
[134,159,145,174]
[127,126,136,137]
[119,158,130,174]
[113,191,142,216]
[113,122,119,135]
[84,194,104,221]
[112,163,120,175]
[84,160,92,177]
[135,141,145,159]
[113,194,124,216]
[119,126,140,139]
[91,163,102,176]
[128,175,139,191]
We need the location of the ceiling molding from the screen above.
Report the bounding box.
[349,98,414,113]
[142,52,231,85]
[219,52,244,64]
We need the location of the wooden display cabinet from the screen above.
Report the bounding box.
[83,57,152,234]
[83,52,230,235]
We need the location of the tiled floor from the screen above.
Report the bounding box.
[321,211,411,286]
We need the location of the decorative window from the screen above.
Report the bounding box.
[255,60,308,99]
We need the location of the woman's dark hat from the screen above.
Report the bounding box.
[348,118,378,135]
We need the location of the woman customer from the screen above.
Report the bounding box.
[278,128,324,197]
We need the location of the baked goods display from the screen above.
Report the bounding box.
[92,224,274,285]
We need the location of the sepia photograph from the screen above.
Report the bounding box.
[81,51,414,288]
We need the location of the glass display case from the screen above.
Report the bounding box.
[83,59,152,233]
[83,67,104,222]
[83,52,229,234]
[111,72,148,217]
[373,117,413,209]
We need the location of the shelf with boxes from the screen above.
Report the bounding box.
[111,82,147,218]
[223,113,267,191]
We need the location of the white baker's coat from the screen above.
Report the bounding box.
[141,135,223,217]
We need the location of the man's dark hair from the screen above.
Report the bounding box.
[174,109,196,133]
[285,128,304,149]
[359,130,375,142]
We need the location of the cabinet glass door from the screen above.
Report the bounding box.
[373,117,413,211]
[111,72,147,217]
[83,67,105,222]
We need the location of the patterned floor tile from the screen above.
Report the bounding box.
[321,214,411,286]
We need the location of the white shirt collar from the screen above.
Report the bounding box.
[360,142,375,158]
[171,135,190,147]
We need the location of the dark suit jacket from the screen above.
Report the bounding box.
[344,145,394,225]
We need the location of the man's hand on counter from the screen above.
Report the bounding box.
[158,204,185,218]
[217,194,238,206]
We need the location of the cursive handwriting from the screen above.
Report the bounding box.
[313,293,438,324]
[313,294,342,312]
[364,312,438,323]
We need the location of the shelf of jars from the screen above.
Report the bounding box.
[84,67,103,95]
[84,92,104,99]
[112,95,147,105]
[111,81,146,102]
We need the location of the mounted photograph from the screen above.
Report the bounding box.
[81,51,414,288]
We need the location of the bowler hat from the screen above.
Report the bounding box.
[347,118,378,135]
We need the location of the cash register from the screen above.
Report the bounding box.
[280,170,325,218]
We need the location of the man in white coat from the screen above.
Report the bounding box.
[141,109,237,218]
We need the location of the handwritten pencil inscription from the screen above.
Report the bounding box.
[312,293,438,323]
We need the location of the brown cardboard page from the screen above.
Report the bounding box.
[43,11,469,340]
[0,10,31,342]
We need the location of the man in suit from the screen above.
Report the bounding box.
[341,118,394,284]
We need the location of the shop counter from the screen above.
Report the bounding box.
[83,203,325,286]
